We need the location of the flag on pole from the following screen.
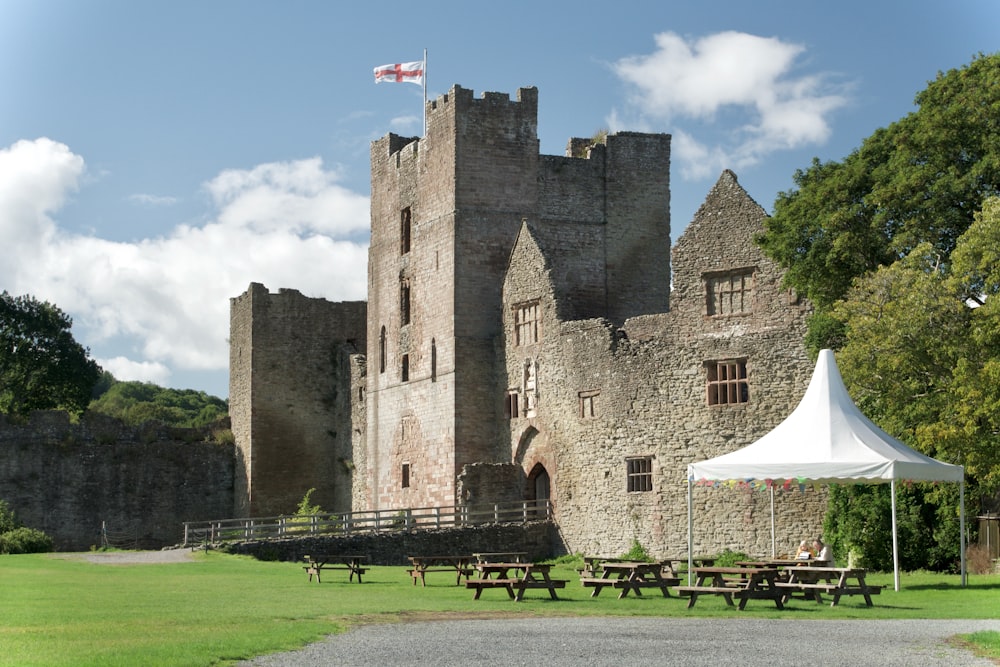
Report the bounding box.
[373,61,424,85]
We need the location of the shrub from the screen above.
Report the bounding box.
[0,527,53,554]
[619,539,652,562]
[967,544,995,575]
[0,500,16,534]
[712,548,751,567]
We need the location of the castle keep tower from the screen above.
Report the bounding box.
[230,283,366,516]
[366,85,671,511]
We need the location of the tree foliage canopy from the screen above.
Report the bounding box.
[89,378,228,428]
[759,52,1000,311]
[757,54,1000,568]
[0,291,102,417]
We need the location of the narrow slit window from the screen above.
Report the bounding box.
[400,207,411,255]
[400,278,411,326]
[505,390,520,419]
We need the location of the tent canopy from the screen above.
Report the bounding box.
[687,349,964,485]
[686,349,966,590]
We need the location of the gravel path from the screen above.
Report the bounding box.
[238,617,1000,667]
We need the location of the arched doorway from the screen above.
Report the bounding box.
[527,463,550,516]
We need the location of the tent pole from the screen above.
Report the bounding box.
[960,480,967,587]
[770,485,776,557]
[687,473,694,586]
[891,479,900,592]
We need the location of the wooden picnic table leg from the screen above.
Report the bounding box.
[714,574,735,607]
[542,571,559,600]
[859,574,874,607]
[617,572,634,600]
[650,570,671,597]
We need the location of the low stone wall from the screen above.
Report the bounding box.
[219,521,562,565]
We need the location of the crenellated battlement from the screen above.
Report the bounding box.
[427,84,538,116]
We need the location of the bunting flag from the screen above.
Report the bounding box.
[374,61,424,85]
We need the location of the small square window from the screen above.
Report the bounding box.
[706,359,749,406]
[627,457,653,492]
[705,269,755,316]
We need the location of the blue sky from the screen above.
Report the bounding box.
[1,0,996,400]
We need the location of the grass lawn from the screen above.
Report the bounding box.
[0,550,997,666]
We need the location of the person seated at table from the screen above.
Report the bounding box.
[795,540,813,559]
[813,537,833,564]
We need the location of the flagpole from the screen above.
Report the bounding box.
[422,48,428,136]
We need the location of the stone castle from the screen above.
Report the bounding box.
[229,84,827,558]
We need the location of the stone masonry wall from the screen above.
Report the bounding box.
[230,283,366,517]
[499,170,825,560]
[0,411,233,551]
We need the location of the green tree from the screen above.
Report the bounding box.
[88,379,227,428]
[830,201,1000,489]
[0,292,102,417]
[758,52,1000,319]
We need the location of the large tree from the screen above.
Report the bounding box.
[758,52,1000,315]
[0,292,102,417]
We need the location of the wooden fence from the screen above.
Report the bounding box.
[182,499,551,547]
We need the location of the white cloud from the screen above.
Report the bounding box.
[611,31,849,176]
[97,356,173,385]
[0,138,84,268]
[0,139,370,391]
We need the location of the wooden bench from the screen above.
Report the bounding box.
[581,576,682,596]
[776,567,881,606]
[468,562,567,601]
[680,566,784,610]
[406,555,474,586]
[408,567,475,585]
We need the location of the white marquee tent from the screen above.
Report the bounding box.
[686,349,966,590]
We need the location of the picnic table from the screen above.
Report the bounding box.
[303,554,367,583]
[473,551,527,563]
[736,558,831,568]
[579,560,680,598]
[407,555,474,586]
[675,566,784,610]
[466,561,567,601]
[775,566,882,606]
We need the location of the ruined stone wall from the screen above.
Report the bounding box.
[498,170,824,559]
[230,283,366,517]
[0,411,233,551]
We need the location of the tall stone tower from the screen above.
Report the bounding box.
[230,283,366,517]
[366,85,671,512]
